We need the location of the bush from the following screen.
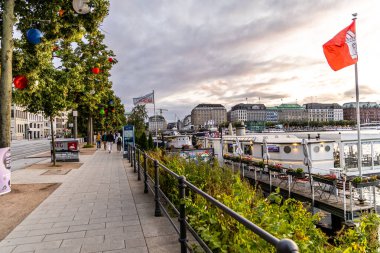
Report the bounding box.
[146,149,380,252]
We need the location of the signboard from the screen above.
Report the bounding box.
[123,125,135,158]
[267,145,280,152]
[51,139,79,162]
[179,148,214,162]
[0,147,11,195]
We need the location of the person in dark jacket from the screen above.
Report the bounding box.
[106,131,115,153]
[116,133,122,152]
[102,132,107,150]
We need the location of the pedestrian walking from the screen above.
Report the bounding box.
[96,132,101,149]
[102,132,107,150]
[116,133,122,152]
[106,131,115,153]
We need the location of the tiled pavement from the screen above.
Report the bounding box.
[0,150,179,253]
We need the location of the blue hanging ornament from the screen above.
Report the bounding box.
[26,28,43,45]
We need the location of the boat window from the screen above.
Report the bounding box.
[284,146,291,153]
[325,145,331,152]
[314,146,320,153]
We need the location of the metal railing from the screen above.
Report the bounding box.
[127,144,299,253]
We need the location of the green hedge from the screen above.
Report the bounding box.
[146,150,380,253]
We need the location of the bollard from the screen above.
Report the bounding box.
[144,152,148,193]
[137,149,141,181]
[154,160,162,217]
[178,176,187,253]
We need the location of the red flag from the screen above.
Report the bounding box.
[323,20,358,71]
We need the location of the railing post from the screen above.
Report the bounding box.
[128,144,132,166]
[129,145,132,164]
[178,176,187,253]
[154,160,162,217]
[276,239,299,253]
[133,146,137,173]
[137,148,141,181]
[144,152,148,193]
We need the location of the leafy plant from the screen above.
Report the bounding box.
[145,149,380,252]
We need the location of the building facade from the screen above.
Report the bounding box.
[304,103,343,122]
[230,103,266,122]
[181,115,192,130]
[11,105,71,140]
[343,102,380,123]
[265,107,279,122]
[276,104,308,122]
[191,104,227,130]
[148,115,167,132]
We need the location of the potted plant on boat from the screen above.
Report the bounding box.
[312,174,337,185]
[294,168,305,178]
[351,176,380,188]
[269,163,283,173]
[286,168,305,178]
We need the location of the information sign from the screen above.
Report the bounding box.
[123,125,135,158]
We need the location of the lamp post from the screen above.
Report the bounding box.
[73,111,78,139]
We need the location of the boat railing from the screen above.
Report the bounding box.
[223,157,378,221]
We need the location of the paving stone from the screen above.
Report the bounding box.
[89,216,123,224]
[85,227,123,237]
[68,222,105,232]
[35,245,82,253]
[106,220,140,228]
[43,231,86,242]
[53,219,90,228]
[80,239,125,253]
[12,240,62,253]
[103,247,148,253]
[27,226,69,237]
[0,246,16,253]
[0,235,44,247]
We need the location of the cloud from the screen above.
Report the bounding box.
[102,0,378,119]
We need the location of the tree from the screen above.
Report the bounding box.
[139,132,148,150]
[11,1,110,165]
[127,105,148,139]
[0,0,15,195]
[148,133,154,150]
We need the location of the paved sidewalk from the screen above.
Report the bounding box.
[0,150,179,253]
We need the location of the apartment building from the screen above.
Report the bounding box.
[230,103,266,122]
[304,103,343,122]
[191,104,227,130]
[343,102,380,123]
[276,104,308,122]
[148,115,167,132]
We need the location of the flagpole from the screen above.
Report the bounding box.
[153,90,158,148]
[352,13,364,201]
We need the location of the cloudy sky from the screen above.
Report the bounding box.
[102,0,380,122]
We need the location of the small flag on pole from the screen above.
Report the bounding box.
[133,92,154,106]
[323,20,358,71]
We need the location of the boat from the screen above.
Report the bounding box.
[204,133,335,175]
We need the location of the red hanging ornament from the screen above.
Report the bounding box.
[13,76,28,89]
[108,57,113,63]
[92,67,100,74]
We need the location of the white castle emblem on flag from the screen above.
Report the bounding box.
[346,30,357,59]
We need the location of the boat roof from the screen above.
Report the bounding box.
[291,130,380,142]
[221,134,334,144]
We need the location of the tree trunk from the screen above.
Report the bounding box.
[0,0,15,148]
[87,114,93,145]
[50,116,56,166]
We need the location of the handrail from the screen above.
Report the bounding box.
[129,144,299,253]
